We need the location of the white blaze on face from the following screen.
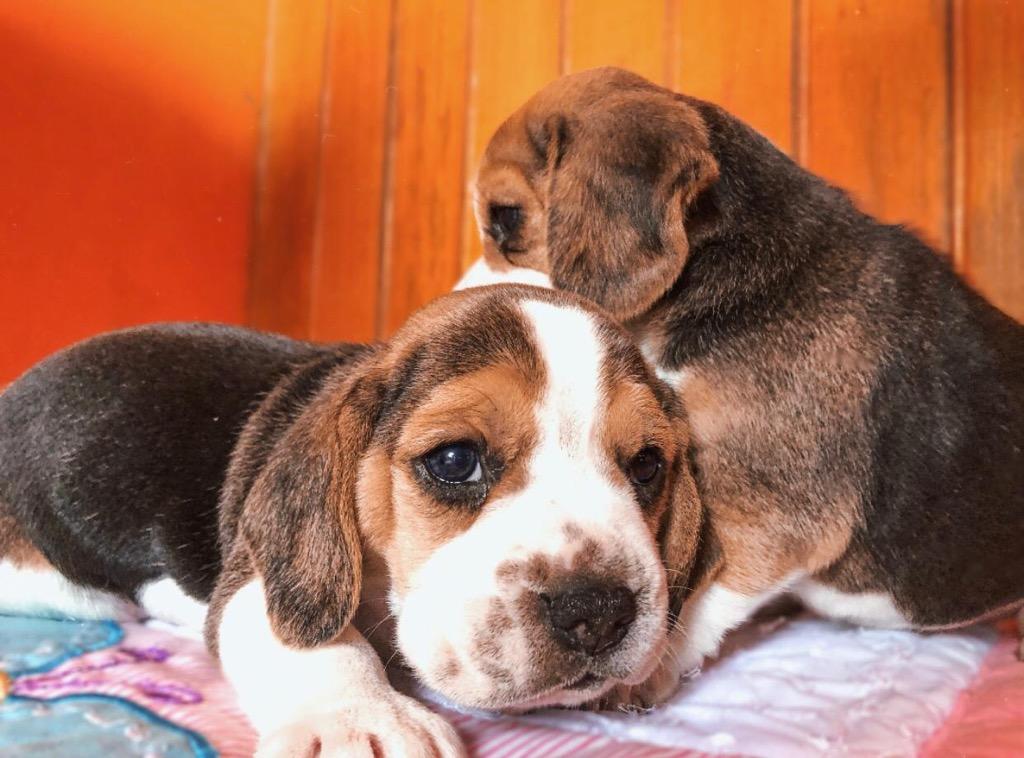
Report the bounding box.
[394,300,668,709]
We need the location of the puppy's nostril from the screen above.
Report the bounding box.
[543,584,636,657]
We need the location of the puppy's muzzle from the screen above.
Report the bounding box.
[541,582,637,657]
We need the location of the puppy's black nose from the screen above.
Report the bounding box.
[542,584,636,656]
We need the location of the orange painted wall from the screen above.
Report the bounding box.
[0,2,267,383]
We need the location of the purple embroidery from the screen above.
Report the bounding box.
[120,646,171,663]
[12,644,202,705]
[136,679,203,705]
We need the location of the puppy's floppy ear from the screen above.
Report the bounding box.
[648,382,704,620]
[540,92,719,321]
[238,363,385,648]
[658,443,705,621]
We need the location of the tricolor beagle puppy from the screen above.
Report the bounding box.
[462,67,1024,707]
[0,284,701,755]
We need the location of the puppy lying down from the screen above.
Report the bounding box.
[0,284,702,756]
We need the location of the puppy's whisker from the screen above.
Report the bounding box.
[364,613,395,640]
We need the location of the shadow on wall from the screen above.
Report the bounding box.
[0,7,264,385]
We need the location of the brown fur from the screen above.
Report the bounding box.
[476,68,718,322]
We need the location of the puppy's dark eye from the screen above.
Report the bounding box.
[423,442,483,484]
[627,447,663,485]
[488,204,523,246]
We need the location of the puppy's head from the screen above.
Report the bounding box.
[243,285,701,711]
[472,67,720,321]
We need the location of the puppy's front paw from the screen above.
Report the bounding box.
[255,691,465,758]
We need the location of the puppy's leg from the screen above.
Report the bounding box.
[218,580,465,758]
[0,560,141,621]
[0,509,139,621]
[138,577,208,632]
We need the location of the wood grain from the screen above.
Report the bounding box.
[310,0,393,342]
[247,0,330,338]
[670,0,794,154]
[801,0,949,250]
[563,0,669,84]
[461,0,562,271]
[380,0,472,336]
[954,0,1024,321]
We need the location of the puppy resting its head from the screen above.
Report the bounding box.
[337,285,699,709]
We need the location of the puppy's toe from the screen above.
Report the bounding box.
[256,692,465,758]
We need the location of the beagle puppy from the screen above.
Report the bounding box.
[462,67,1024,706]
[0,284,701,754]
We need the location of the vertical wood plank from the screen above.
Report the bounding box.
[669,0,794,155]
[802,0,949,250]
[955,0,1024,321]
[563,0,668,85]
[310,0,393,342]
[247,0,330,338]
[381,0,472,335]
[461,0,562,271]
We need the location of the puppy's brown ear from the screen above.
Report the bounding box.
[540,92,719,320]
[658,446,704,621]
[237,363,384,648]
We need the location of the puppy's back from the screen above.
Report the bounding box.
[0,323,348,600]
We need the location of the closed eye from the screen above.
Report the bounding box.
[488,204,524,248]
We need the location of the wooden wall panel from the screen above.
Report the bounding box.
[0,1,267,385]
[461,0,562,270]
[310,0,393,342]
[247,0,330,339]
[800,0,950,250]
[9,2,1019,384]
[670,0,794,154]
[563,0,669,85]
[955,0,1024,322]
[379,0,472,336]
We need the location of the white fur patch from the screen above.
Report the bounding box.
[0,561,140,622]
[453,257,552,291]
[138,577,208,631]
[675,578,800,671]
[796,580,911,629]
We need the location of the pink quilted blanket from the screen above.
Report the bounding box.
[1,614,1021,756]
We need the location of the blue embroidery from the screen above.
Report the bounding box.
[0,615,123,677]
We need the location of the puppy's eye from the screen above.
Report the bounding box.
[627,447,663,485]
[423,442,483,484]
[488,204,524,245]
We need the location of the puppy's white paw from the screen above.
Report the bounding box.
[255,691,465,758]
